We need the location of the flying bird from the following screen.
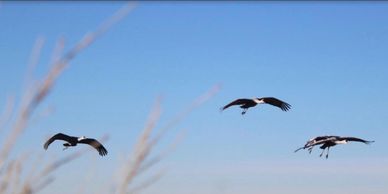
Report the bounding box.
[44,133,108,156]
[221,97,291,115]
[295,135,374,159]
[294,135,338,154]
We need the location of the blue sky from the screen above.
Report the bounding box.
[1,2,388,194]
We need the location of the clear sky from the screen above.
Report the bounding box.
[1,2,388,194]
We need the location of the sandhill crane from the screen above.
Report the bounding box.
[44,133,108,156]
[221,97,291,115]
[295,136,374,159]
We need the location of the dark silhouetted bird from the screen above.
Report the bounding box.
[295,135,374,159]
[221,97,291,115]
[44,133,108,156]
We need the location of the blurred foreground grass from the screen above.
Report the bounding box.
[0,3,220,194]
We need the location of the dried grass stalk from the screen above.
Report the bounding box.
[0,2,221,194]
[0,3,135,193]
[0,95,15,132]
[117,85,221,194]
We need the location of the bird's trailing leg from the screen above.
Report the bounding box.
[319,148,326,157]
[325,147,330,159]
[308,146,314,154]
[241,108,247,115]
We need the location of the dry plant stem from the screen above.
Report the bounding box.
[62,2,136,63]
[0,3,134,194]
[0,2,135,166]
[24,153,45,185]
[25,37,45,87]
[49,36,65,66]
[0,161,15,193]
[0,95,15,132]
[39,150,84,179]
[118,85,220,194]
[118,98,162,194]
[11,159,23,194]
[29,177,54,194]
[0,153,29,194]
[0,37,46,167]
[127,169,166,194]
[19,184,32,194]
[29,105,55,127]
[137,129,186,176]
[137,84,222,175]
[150,84,221,147]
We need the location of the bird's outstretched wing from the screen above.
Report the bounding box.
[78,138,108,156]
[221,99,251,111]
[341,137,374,144]
[304,135,339,147]
[308,137,337,147]
[311,136,338,142]
[294,137,337,152]
[44,133,73,150]
[260,97,291,111]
